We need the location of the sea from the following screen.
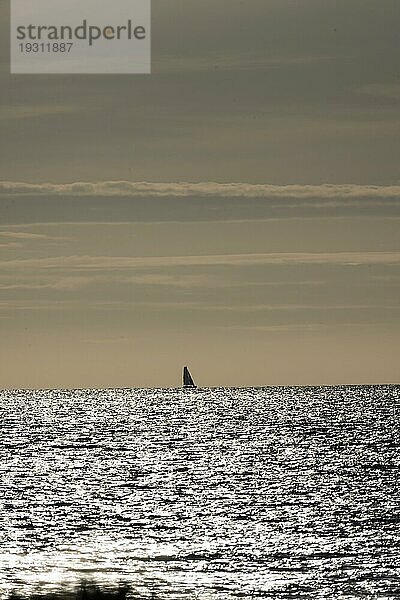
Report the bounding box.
[0,386,399,600]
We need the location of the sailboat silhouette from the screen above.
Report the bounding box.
[183,366,196,388]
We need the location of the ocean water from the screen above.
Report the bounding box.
[0,386,399,600]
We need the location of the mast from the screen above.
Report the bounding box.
[183,366,196,388]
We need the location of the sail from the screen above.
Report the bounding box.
[183,366,196,388]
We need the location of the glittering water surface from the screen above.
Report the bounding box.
[0,386,399,599]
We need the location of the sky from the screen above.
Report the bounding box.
[0,0,399,388]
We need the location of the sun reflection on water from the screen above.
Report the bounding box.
[0,386,399,599]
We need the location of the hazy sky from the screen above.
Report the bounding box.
[1,1,399,387]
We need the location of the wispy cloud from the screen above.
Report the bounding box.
[1,298,397,314]
[0,252,399,271]
[119,274,324,288]
[154,53,340,73]
[135,300,400,313]
[120,273,212,288]
[0,242,22,249]
[0,272,324,292]
[135,301,400,313]
[218,322,393,332]
[0,275,99,291]
[82,336,132,344]
[0,231,69,247]
[0,299,131,311]
[1,180,400,199]
[354,83,400,100]
[0,105,80,121]
[0,231,58,240]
